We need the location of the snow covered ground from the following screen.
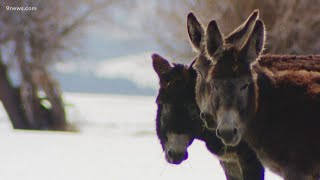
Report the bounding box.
[0,93,282,180]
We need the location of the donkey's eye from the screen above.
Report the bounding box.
[240,83,249,91]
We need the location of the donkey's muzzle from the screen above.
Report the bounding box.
[166,150,188,165]
[216,125,239,145]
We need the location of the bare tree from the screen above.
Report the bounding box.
[0,0,130,130]
[145,0,320,62]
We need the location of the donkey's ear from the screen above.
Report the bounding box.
[187,13,204,51]
[152,54,172,77]
[206,20,224,59]
[239,19,265,64]
[226,10,259,48]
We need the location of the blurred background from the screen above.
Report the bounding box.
[0,0,319,179]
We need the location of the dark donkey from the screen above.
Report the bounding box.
[152,54,264,180]
[192,11,320,180]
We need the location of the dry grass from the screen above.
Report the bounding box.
[146,0,320,62]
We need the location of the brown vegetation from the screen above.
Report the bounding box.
[0,0,128,130]
[146,0,320,61]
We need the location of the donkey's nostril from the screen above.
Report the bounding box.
[167,150,173,158]
[233,128,238,135]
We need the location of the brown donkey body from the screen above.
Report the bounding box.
[152,54,320,180]
[188,10,320,180]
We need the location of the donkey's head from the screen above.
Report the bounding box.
[201,18,265,147]
[152,54,200,164]
[187,10,260,133]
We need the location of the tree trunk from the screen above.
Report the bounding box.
[0,53,29,129]
[32,65,67,130]
[42,74,67,130]
[0,31,68,131]
[15,34,54,130]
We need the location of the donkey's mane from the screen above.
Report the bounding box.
[256,55,320,99]
[272,70,320,99]
[259,55,320,72]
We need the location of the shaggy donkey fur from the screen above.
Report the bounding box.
[152,53,320,180]
[153,54,264,180]
[188,9,320,179]
[260,55,320,72]
[191,11,320,180]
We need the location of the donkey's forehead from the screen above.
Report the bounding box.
[210,76,253,84]
[158,65,190,88]
[215,46,239,60]
[209,64,252,79]
[166,68,192,89]
[209,49,252,79]
[157,67,196,104]
[170,65,191,80]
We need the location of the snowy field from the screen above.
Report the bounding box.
[0,93,282,180]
